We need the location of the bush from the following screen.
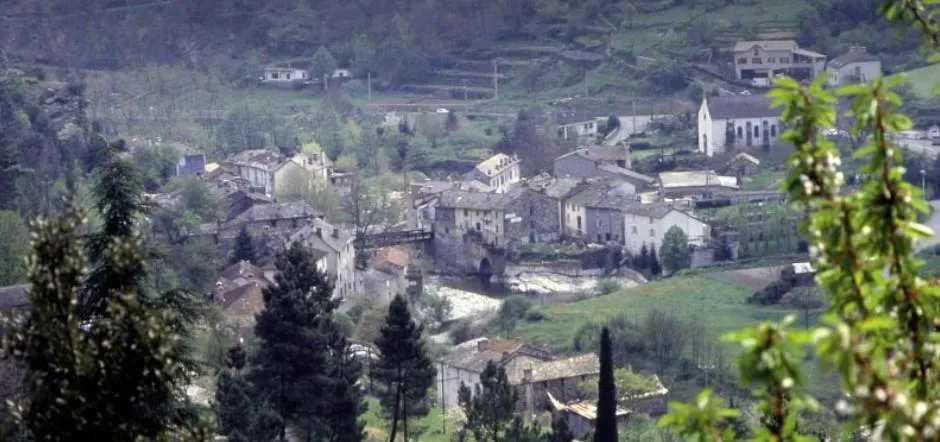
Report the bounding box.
[450,319,482,345]
[524,309,550,322]
[747,279,794,305]
[333,311,356,338]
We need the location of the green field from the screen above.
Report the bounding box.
[362,397,454,442]
[894,63,940,99]
[741,169,786,190]
[513,273,841,401]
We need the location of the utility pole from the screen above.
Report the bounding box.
[439,361,462,435]
[493,63,499,100]
[367,71,372,102]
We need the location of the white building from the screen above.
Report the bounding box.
[226,150,331,197]
[826,47,882,86]
[622,203,709,256]
[697,95,782,157]
[464,153,521,193]
[261,66,309,83]
[732,40,827,82]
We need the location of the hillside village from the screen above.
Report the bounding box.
[1,0,940,440]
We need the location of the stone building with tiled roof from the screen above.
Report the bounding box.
[827,47,881,86]
[437,337,599,414]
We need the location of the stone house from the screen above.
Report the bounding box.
[826,47,882,86]
[433,190,514,248]
[527,176,588,235]
[464,153,521,193]
[502,186,565,243]
[409,180,495,230]
[622,203,709,256]
[727,152,761,176]
[563,181,638,242]
[437,338,598,414]
[225,149,330,197]
[209,200,321,240]
[289,218,361,300]
[553,146,654,191]
[363,247,410,304]
[732,40,826,82]
[658,170,739,199]
[548,395,630,437]
[697,94,782,156]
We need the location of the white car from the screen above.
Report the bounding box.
[436,108,450,114]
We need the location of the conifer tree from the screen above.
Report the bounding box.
[214,345,253,438]
[374,295,436,442]
[504,416,542,442]
[458,361,517,442]
[648,247,662,277]
[251,241,361,441]
[636,244,649,271]
[325,324,366,442]
[594,327,617,442]
[3,202,201,441]
[231,225,258,265]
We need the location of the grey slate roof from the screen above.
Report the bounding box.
[567,183,637,210]
[290,218,353,253]
[706,95,778,120]
[596,164,656,184]
[225,201,320,227]
[437,190,512,211]
[0,284,30,311]
[828,49,880,68]
[622,203,675,219]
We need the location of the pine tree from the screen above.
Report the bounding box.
[649,247,662,277]
[458,361,517,442]
[325,324,366,442]
[231,225,258,265]
[251,241,360,441]
[374,295,436,442]
[548,415,575,442]
[214,345,254,438]
[594,327,617,442]
[504,416,542,442]
[4,201,200,440]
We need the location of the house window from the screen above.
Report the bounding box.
[754,126,759,137]
[650,229,655,238]
[577,216,582,230]
[752,57,762,64]
[597,234,602,242]
[530,206,534,216]
[605,233,612,241]
[780,57,790,63]
[753,47,759,56]
[737,127,743,138]
[737,57,747,64]
[632,226,638,234]
[475,223,481,231]
[771,125,777,136]
[464,209,468,217]
[286,73,291,80]
[271,72,279,79]
[767,57,776,63]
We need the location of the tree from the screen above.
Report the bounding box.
[231,225,258,265]
[251,242,361,441]
[643,309,685,376]
[445,111,459,132]
[0,210,28,285]
[504,416,542,442]
[214,345,253,438]
[661,4,940,440]
[712,233,734,262]
[660,226,691,274]
[351,34,376,77]
[547,416,575,442]
[4,201,203,441]
[373,295,436,442]
[636,244,649,271]
[648,247,662,277]
[780,287,826,329]
[311,46,338,90]
[215,105,276,155]
[458,361,517,442]
[594,327,617,442]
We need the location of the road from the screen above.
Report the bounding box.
[602,114,671,146]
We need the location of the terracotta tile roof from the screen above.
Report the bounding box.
[220,281,265,321]
[369,247,409,270]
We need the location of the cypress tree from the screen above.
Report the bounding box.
[594,327,617,442]
[373,295,436,442]
[649,247,662,277]
[251,241,361,441]
[637,244,649,271]
[231,225,257,265]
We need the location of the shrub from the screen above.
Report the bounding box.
[595,279,621,296]
[524,309,549,322]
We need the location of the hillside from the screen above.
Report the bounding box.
[2,0,926,106]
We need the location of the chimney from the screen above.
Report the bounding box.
[315,227,323,237]
[332,227,340,239]
[477,339,489,352]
